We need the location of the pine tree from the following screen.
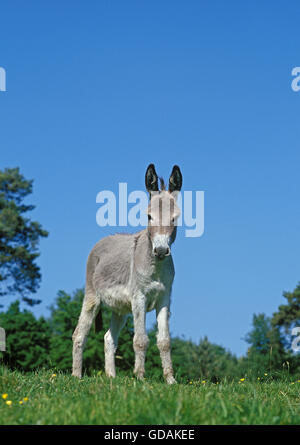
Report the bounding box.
[243,313,286,376]
[0,167,48,306]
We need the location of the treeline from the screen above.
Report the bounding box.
[1,284,300,380]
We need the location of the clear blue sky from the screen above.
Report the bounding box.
[1,1,300,356]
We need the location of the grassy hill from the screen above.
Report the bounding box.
[1,366,300,425]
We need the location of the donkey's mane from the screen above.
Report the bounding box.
[159,177,166,191]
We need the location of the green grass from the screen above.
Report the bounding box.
[1,366,300,425]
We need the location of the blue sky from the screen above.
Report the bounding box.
[0,1,300,356]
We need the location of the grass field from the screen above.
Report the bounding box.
[1,366,300,425]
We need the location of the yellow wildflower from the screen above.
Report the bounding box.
[5,400,12,406]
[19,401,23,405]
[240,378,245,382]
[51,374,57,378]
[23,397,29,402]
[264,373,268,376]
[2,394,8,400]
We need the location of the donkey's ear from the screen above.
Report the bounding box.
[145,163,159,193]
[168,165,182,193]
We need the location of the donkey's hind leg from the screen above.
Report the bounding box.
[72,294,99,378]
[104,312,127,378]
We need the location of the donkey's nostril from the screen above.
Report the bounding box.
[154,246,170,259]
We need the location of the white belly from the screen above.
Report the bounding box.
[100,285,132,314]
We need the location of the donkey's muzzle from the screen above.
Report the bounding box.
[154,246,171,260]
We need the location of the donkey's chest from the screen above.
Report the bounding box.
[143,279,168,312]
[136,267,174,311]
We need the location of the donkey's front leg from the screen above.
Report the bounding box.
[132,295,148,380]
[156,300,176,384]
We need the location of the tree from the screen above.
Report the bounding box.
[0,167,48,306]
[196,336,239,380]
[243,313,286,376]
[272,283,300,347]
[271,283,300,374]
[0,300,51,371]
[169,335,239,381]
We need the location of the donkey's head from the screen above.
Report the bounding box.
[145,164,182,260]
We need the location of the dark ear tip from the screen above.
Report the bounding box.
[171,165,182,179]
[172,165,181,171]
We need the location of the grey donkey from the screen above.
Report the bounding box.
[72,164,182,384]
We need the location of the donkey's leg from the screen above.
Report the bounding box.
[104,312,127,378]
[156,300,176,384]
[72,296,99,378]
[132,295,148,380]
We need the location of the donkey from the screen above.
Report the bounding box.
[72,164,182,384]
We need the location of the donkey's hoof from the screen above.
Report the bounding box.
[134,370,145,380]
[166,376,177,385]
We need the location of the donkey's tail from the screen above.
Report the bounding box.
[95,307,103,333]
